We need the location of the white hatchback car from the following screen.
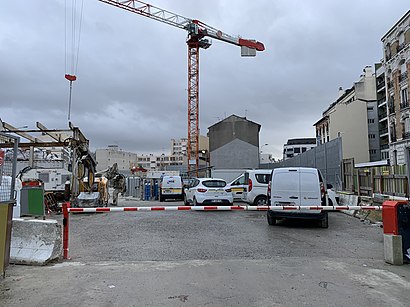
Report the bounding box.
[184,178,233,206]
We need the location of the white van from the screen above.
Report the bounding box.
[227,170,271,205]
[159,175,183,202]
[267,167,328,228]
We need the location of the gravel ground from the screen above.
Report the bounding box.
[1,198,409,306]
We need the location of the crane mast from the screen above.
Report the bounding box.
[98,0,265,176]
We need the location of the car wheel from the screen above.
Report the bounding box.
[193,197,198,206]
[267,212,276,225]
[320,213,329,228]
[254,195,267,206]
[184,194,189,206]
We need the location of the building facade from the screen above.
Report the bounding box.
[283,138,316,160]
[208,115,261,169]
[381,10,410,165]
[95,136,209,173]
[314,66,379,164]
[375,63,389,160]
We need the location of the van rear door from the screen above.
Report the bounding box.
[299,169,321,213]
[271,169,300,205]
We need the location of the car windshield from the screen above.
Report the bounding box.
[202,180,226,188]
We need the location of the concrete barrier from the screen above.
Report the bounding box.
[338,193,359,216]
[10,219,62,265]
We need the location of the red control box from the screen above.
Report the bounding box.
[382,200,407,235]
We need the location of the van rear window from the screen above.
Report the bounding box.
[300,172,318,192]
[273,172,298,191]
[255,174,270,184]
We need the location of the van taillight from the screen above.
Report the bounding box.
[320,182,325,199]
[248,178,253,192]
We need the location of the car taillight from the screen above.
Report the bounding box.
[197,188,207,193]
[225,188,231,193]
[267,181,271,198]
[248,178,253,192]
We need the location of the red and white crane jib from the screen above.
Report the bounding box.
[98,0,265,53]
[98,0,192,30]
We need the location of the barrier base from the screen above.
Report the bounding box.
[384,234,403,265]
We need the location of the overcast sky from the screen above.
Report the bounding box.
[0,1,409,159]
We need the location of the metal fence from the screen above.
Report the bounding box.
[260,138,343,190]
[0,133,19,203]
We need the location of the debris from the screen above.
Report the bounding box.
[108,285,115,289]
[319,281,328,289]
[168,295,189,302]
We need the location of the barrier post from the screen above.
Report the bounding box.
[62,202,70,259]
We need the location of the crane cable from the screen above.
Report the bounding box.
[65,0,84,121]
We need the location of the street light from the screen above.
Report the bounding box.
[260,143,269,153]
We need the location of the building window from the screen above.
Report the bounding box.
[367,106,374,111]
[368,134,375,139]
[402,88,408,105]
[368,118,375,124]
[301,147,307,153]
[294,148,300,154]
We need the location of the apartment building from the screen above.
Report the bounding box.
[314,66,379,163]
[283,138,316,160]
[381,10,410,165]
[95,136,209,173]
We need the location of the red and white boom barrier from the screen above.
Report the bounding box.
[62,203,382,259]
[66,205,382,213]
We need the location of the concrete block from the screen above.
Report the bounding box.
[384,234,403,265]
[10,218,62,265]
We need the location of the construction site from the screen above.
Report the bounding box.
[1,1,410,306]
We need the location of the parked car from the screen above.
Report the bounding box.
[159,175,183,202]
[184,178,233,206]
[267,167,329,228]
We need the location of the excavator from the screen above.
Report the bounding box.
[76,163,126,207]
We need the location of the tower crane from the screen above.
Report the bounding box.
[98,0,265,176]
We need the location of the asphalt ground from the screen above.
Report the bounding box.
[1,198,409,306]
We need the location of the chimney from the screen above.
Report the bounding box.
[338,87,345,97]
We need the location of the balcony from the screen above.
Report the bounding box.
[388,104,395,114]
[403,131,410,140]
[379,127,388,135]
[380,144,389,150]
[378,111,387,120]
[398,42,406,53]
[376,80,385,90]
[399,71,408,83]
[400,102,409,110]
